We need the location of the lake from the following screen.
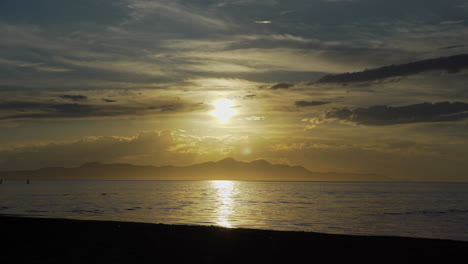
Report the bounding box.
[1,180,467,241]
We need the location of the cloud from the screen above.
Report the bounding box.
[270,82,294,89]
[2,1,468,95]
[1,127,467,181]
[126,0,230,30]
[179,47,362,75]
[0,22,179,90]
[295,101,331,107]
[59,95,88,101]
[0,95,205,121]
[255,21,272,24]
[439,45,468,50]
[301,117,331,129]
[216,0,279,6]
[0,57,72,73]
[0,131,195,170]
[243,94,256,99]
[0,131,273,170]
[36,66,73,73]
[317,54,468,83]
[56,57,168,77]
[7,12,450,92]
[186,78,262,90]
[227,34,321,50]
[242,116,265,121]
[440,20,464,24]
[325,102,468,126]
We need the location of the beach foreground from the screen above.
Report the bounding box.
[1,216,467,263]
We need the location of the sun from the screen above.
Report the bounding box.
[211,99,236,123]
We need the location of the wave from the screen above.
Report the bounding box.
[385,209,468,215]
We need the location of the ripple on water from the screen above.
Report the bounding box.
[384,209,468,215]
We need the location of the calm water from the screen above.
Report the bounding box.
[1,180,467,241]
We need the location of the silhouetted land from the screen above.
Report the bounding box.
[0,158,396,181]
[317,54,468,83]
[1,215,466,263]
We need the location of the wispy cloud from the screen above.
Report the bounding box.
[0,91,207,122]
[126,0,231,30]
[0,57,72,73]
[440,20,464,24]
[216,0,279,7]
[270,83,294,89]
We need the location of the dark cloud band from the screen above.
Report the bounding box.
[295,101,331,107]
[317,54,468,83]
[0,100,205,121]
[326,102,468,125]
[59,95,88,101]
[271,83,294,89]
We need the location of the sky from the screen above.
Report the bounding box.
[1,0,468,181]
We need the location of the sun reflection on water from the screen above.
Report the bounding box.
[211,180,236,228]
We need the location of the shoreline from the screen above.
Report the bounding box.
[2,178,468,184]
[1,215,467,263]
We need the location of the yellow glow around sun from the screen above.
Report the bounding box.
[212,99,236,123]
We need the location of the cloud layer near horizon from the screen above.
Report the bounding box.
[1,128,467,181]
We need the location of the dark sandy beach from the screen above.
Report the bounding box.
[1,215,467,263]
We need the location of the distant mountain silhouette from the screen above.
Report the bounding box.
[316,54,468,83]
[0,158,397,182]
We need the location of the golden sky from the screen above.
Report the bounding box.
[1,0,468,181]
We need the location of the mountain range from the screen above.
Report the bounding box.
[0,158,398,182]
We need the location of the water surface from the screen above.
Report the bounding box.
[1,180,467,241]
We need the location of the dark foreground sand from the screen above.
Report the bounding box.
[1,215,467,263]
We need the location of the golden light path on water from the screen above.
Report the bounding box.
[212,180,236,228]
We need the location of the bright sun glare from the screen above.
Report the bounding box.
[211,99,236,123]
